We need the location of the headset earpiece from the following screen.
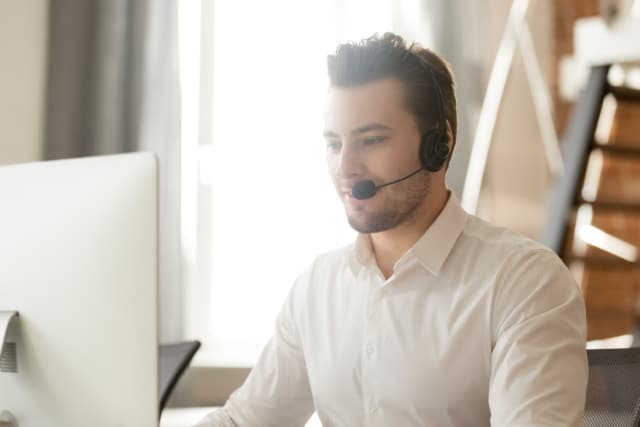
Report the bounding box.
[420,129,449,172]
[416,53,450,173]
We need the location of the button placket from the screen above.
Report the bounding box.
[365,343,375,357]
[361,285,384,422]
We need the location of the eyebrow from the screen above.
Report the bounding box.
[323,123,392,138]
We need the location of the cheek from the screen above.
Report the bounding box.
[325,153,339,179]
[384,145,420,172]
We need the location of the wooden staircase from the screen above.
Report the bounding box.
[542,65,640,340]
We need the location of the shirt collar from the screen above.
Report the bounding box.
[348,191,468,277]
[406,192,467,276]
[348,233,374,277]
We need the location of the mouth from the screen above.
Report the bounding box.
[339,181,377,204]
[341,189,359,198]
[342,191,374,207]
[340,187,353,197]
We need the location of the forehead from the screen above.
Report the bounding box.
[324,78,415,134]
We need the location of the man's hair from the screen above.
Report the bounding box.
[327,32,457,162]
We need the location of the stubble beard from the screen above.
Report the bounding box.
[346,173,431,234]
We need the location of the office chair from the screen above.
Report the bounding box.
[159,340,201,414]
[585,347,640,427]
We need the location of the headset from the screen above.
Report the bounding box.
[416,54,450,172]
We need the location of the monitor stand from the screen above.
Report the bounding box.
[0,312,18,427]
[0,311,18,366]
[0,410,17,427]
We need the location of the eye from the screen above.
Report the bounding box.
[325,140,342,152]
[363,136,387,145]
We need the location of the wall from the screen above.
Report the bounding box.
[467,0,555,237]
[0,0,48,165]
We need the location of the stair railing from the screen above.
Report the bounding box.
[461,0,564,214]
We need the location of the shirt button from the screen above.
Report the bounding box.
[366,344,375,356]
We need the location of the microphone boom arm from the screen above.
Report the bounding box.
[375,166,424,190]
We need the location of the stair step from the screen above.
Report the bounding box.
[580,150,640,205]
[586,313,635,341]
[570,262,640,340]
[609,85,640,102]
[596,143,640,157]
[595,94,640,148]
[563,207,640,262]
[585,201,640,212]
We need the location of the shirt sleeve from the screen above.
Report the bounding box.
[193,277,315,427]
[489,249,588,427]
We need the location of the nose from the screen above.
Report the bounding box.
[335,141,363,179]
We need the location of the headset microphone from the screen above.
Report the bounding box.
[351,166,424,200]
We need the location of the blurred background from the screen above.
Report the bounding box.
[2,0,640,415]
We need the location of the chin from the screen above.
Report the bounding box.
[347,215,395,234]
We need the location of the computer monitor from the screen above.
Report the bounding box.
[0,153,158,427]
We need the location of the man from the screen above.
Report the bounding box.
[196,32,587,427]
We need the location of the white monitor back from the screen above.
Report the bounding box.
[0,153,158,427]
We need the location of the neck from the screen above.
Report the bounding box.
[370,186,449,279]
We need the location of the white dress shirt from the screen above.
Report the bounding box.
[195,194,588,427]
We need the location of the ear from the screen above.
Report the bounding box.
[445,120,454,151]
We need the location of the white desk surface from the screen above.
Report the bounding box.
[160,408,215,427]
[160,408,321,427]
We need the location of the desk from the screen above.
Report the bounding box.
[160,408,322,427]
[160,408,215,427]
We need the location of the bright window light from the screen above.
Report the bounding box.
[180,0,419,367]
[178,0,202,296]
[204,0,361,366]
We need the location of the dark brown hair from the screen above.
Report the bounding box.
[327,32,457,160]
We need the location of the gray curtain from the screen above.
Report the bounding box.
[44,0,183,342]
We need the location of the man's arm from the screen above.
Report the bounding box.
[194,278,315,427]
[489,249,588,427]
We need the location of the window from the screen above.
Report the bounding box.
[179,0,417,366]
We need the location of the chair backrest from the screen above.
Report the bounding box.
[159,340,201,413]
[586,348,640,427]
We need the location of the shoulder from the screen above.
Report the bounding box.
[459,217,585,337]
[450,214,568,285]
[462,214,575,281]
[287,242,355,299]
[460,214,553,260]
[281,243,356,332]
[455,214,581,316]
[312,243,354,268]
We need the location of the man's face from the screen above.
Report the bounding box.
[323,78,430,234]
